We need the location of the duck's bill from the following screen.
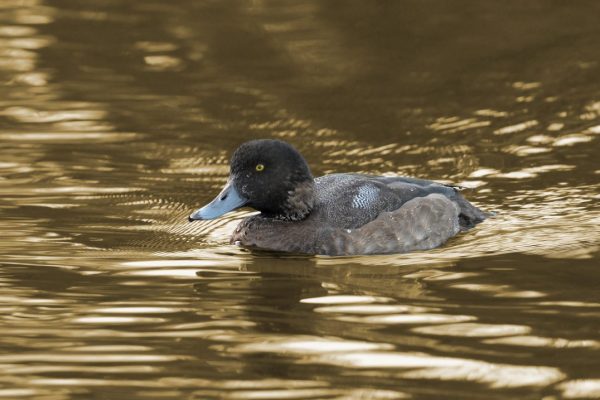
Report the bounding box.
[188,180,248,221]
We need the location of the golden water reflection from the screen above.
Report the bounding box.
[233,336,564,388]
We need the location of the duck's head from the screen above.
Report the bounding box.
[189,139,315,222]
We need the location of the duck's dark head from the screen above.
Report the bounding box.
[189,139,315,222]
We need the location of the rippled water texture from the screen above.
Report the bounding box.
[1,1,599,399]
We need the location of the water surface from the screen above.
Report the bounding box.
[1,1,599,399]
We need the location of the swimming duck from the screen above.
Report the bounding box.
[189,139,487,256]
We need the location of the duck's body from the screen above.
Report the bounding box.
[189,140,487,256]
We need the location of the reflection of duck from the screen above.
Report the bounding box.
[189,139,487,256]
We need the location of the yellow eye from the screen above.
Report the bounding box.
[255,163,265,172]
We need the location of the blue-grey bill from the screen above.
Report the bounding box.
[188,180,248,221]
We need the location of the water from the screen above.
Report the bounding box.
[1,1,599,399]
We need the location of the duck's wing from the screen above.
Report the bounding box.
[379,176,488,229]
[313,174,486,230]
[314,193,461,255]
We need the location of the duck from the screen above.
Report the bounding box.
[188,139,487,256]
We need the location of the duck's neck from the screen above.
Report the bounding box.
[271,180,315,221]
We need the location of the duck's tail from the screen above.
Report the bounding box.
[454,192,490,230]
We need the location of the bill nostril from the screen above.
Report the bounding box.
[220,194,228,201]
